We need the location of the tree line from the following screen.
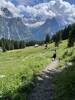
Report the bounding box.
[0,22,75,52]
[52,23,75,47]
[0,38,46,52]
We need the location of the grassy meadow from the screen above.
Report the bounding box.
[0,44,54,100]
[55,40,75,100]
[0,40,75,100]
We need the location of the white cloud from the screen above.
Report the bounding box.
[17,0,75,26]
[0,0,75,27]
[0,10,3,15]
[24,21,45,27]
[6,1,20,17]
[0,0,20,17]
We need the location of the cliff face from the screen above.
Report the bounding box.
[0,14,65,41]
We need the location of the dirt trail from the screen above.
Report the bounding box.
[28,60,59,100]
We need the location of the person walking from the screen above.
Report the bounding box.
[52,50,56,61]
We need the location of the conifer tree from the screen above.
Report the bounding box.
[45,34,50,44]
[68,27,75,47]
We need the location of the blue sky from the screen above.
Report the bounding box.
[65,0,75,4]
[10,0,18,6]
[10,0,75,5]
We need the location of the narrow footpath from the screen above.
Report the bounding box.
[28,60,59,100]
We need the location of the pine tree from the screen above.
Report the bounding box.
[68,27,75,47]
[45,34,50,44]
[55,31,62,47]
[1,38,6,52]
[45,34,50,48]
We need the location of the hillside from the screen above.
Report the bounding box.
[54,40,75,100]
[0,0,75,100]
[0,15,64,41]
[0,40,75,100]
[0,45,53,99]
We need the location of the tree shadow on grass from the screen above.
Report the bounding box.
[55,56,75,100]
[2,58,75,100]
[1,73,37,100]
[1,66,59,100]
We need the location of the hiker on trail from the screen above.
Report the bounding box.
[45,43,48,49]
[52,50,56,61]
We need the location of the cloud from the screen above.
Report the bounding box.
[6,1,20,17]
[0,10,3,15]
[18,4,56,20]
[0,0,20,17]
[18,0,75,26]
[23,21,45,27]
[0,0,75,27]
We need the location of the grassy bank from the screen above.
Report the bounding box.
[55,40,75,100]
[0,45,54,100]
[0,40,75,100]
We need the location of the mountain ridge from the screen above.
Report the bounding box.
[0,15,65,41]
[0,0,75,41]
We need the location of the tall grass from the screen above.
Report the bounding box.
[0,45,53,100]
[55,40,75,100]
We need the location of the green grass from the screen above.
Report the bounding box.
[55,40,75,100]
[0,45,54,100]
[55,62,75,100]
[0,40,75,100]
